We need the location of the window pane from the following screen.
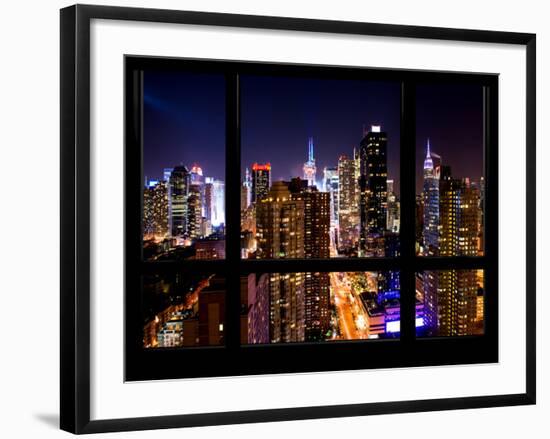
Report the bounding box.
[143,273,225,348]
[241,271,400,344]
[142,70,225,261]
[416,83,484,256]
[416,270,484,337]
[240,75,401,259]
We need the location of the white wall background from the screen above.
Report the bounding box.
[0,0,546,437]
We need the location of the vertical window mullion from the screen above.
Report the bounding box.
[400,80,417,343]
[483,82,499,340]
[225,71,242,350]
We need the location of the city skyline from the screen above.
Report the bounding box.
[143,73,484,198]
[141,70,485,346]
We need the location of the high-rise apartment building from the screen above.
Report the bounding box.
[255,182,305,342]
[288,180,331,341]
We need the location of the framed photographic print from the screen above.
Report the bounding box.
[60,4,536,434]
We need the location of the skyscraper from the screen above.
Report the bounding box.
[211,179,225,227]
[251,163,271,203]
[288,180,331,341]
[255,182,305,342]
[337,154,359,252]
[421,144,482,336]
[359,125,388,256]
[186,191,202,239]
[169,166,190,239]
[241,167,252,210]
[323,166,339,226]
[143,180,169,240]
[204,179,213,223]
[422,139,439,256]
[386,179,400,233]
[255,181,304,259]
[303,137,317,187]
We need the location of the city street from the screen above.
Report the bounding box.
[329,272,370,340]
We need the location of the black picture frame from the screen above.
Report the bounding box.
[60,4,536,434]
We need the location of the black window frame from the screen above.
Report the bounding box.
[124,55,498,382]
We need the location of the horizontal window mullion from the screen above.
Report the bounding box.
[412,256,488,271]
[140,259,229,274]
[240,257,401,273]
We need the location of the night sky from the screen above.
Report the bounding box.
[415,83,484,193]
[240,75,401,190]
[143,71,483,197]
[143,70,226,182]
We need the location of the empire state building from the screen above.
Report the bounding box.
[303,137,317,187]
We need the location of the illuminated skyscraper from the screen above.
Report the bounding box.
[359,125,388,256]
[189,164,205,217]
[302,137,317,187]
[255,182,305,342]
[422,139,440,256]
[187,190,202,240]
[169,166,190,238]
[421,150,482,336]
[337,155,359,252]
[386,179,400,233]
[204,180,213,223]
[211,179,225,227]
[251,163,271,203]
[323,166,339,225]
[241,167,252,210]
[256,181,304,259]
[143,180,169,240]
[289,180,331,341]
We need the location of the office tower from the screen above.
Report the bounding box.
[386,179,400,233]
[422,139,440,256]
[337,154,359,252]
[211,179,225,227]
[245,273,270,344]
[289,180,331,341]
[323,166,339,225]
[302,137,317,187]
[251,163,271,203]
[169,166,190,238]
[359,125,388,256]
[255,182,305,342]
[186,193,202,239]
[204,178,213,223]
[189,164,205,217]
[143,180,169,240]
